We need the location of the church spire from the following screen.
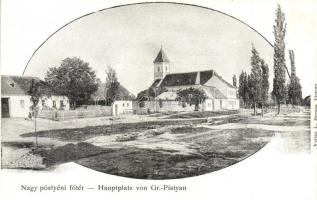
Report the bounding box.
[153,47,170,80]
[153,47,170,63]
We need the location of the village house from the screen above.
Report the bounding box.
[91,81,135,116]
[137,48,239,112]
[1,75,70,118]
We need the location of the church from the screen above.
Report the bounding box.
[147,48,239,112]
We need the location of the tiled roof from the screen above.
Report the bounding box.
[157,70,235,89]
[92,83,135,100]
[1,75,57,96]
[160,72,197,87]
[153,48,170,63]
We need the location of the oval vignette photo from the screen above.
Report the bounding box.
[1,2,311,179]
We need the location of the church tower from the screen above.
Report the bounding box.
[153,47,170,80]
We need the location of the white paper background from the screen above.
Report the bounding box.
[1,0,316,200]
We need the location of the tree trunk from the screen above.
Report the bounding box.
[261,105,264,117]
[277,101,280,115]
[254,103,257,116]
[35,117,38,149]
[195,103,198,111]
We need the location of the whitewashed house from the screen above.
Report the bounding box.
[112,100,133,116]
[103,84,135,116]
[1,75,69,118]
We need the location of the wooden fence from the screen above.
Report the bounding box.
[38,107,112,121]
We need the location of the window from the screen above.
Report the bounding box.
[166,66,167,71]
[20,100,25,108]
[158,66,160,72]
[127,103,129,107]
[53,100,56,108]
[123,103,125,107]
[60,100,64,108]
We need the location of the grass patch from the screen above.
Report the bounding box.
[75,128,274,179]
[170,126,210,134]
[2,141,37,149]
[33,142,111,167]
[167,111,238,119]
[20,119,206,142]
[116,133,139,142]
[239,117,310,126]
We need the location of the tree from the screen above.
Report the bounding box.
[260,58,269,116]
[137,87,156,102]
[287,50,302,106]
[238,71,249,108]
[28,79,42,148]
[232,74,237,87]
[177,87,207,111]
[105,65,120,106]
[272,4,287,114]
[136,86,167,102]
[45,57,99,108]
[248,47,263,115]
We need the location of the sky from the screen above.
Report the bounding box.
[2,0,316,96]
[21,3,275,96]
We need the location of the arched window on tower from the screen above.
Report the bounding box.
[158,66,160,72]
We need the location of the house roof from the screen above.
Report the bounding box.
[1,75,58,96]
[157,70,235,89]
[92,82,136,101]
[153,48,170,63]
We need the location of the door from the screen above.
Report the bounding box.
[1,98,10,118]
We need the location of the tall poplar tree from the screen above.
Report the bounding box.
[238,71,249,108]
[272,4,287,114]
[232,74,237,87]
[260,58,269,116]
[249,47,263,115]
[287,50,302,106]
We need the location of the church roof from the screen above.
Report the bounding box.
[153,48,170,63]
[157,70,235,89]
[160,72,197,86]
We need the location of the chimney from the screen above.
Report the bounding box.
[195,71,201,85]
